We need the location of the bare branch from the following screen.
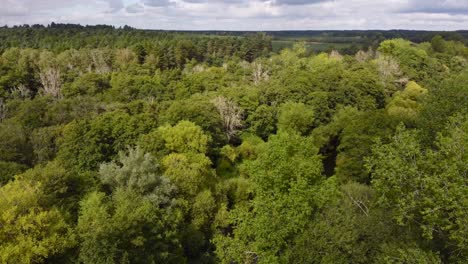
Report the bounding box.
[0,98,7,122]
[39,67,62,99]
[355,48,375,62]
[211,96,244,141]
[329,50,343,61]
[11,84,32,99]
[90,49,112,73]
[252,62,269,85]
[376,53,402,80]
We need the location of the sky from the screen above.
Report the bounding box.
[1,0,468,30]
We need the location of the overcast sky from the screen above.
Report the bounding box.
[1,0,468,30]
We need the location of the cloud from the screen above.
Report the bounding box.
[143,0,173,7]
[126,3,145,13]
[401,0,468,15]
[272,0,331,6]
[0,0,467,30]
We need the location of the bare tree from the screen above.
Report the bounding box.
[90,49,112,73]
[329,50,343,61]
[211,96,243,141]
[192,64,205,73]
[11,84,32,99]
[115,48,136,70]
[355,47,375,63]
[0,98,7,122]
[252,62,269,85]
[376,53,402,80]
[40,68,62,99]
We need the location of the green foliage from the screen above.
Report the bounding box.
[246,104,277,139]
[158,121,211,154]
[99,147,176,205]
[0,180,75,263]
[0,27,466,263]
[386,81,428,121]
[107,73,164,102]
[30,125,62,164]
[418,71,468,143]
[431,35,447,53]
[378,39,445,81]
[214,132,335,263]
[376,242,441,264]
[159,96,226,147]
[77,190,183,264]
[78,147,184,263]
[57,111,157,171]
[63,73,110,97]
[0,161,28,185]
[163,153,214,198]
[288,183,392,263]
[277,102,315,135]
[366,119,468,261]
[16,161,85,210]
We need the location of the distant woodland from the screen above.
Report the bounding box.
[0,24,467,263]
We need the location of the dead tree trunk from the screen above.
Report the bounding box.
[211,96,243,141]
[39,68,62,99]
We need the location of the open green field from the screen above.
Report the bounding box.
[272,39,361,53]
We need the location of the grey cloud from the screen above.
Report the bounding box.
[180,0,330,4]
[108,0,124,12]
[401,0,468,14]
[142,0,173,7]
[1,0,467,30]
[0,0,125,14]
[126,3,145,13]
[273,0,331,5]
[181,0,244,3]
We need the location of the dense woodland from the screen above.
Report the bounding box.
[0,25,467,263]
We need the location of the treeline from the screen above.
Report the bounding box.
[266,29,467,42]
[0,28,467,263]
[0,24,272,64]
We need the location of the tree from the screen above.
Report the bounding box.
[99,147,176,206]
[246,104,277,140]
[418,71,468,143]
[39,68,62,98]
[431,35,446,53]
[366,118,467,262]
[251,62,269,85]
[211,96,244,141]
[78,148,184,263]
[0,161,27,185]
[378,39,444,82]
[0,98,6,122]
[63,72,110,97]
[77,190,184,264]
[386,81,427,121]
[158,121,211,154]
[214,132,336,263]
[277,102,314,135]
[0,180,75,263]
[57,111,157,171]
[159,96,226,147]
[287,183,414,264]
[0,120,33,164]
[162,153,214,198]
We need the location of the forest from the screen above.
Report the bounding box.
[0,25,467,263]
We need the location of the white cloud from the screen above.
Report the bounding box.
[0,0,467,30]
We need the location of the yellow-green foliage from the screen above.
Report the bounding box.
[0,181,75,263]
[162,153,213,196]
[387,81,427,119]
[159,120,211,154]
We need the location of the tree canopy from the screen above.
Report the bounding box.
[0,26,467,263]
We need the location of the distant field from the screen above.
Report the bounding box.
[272,39,361,53]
